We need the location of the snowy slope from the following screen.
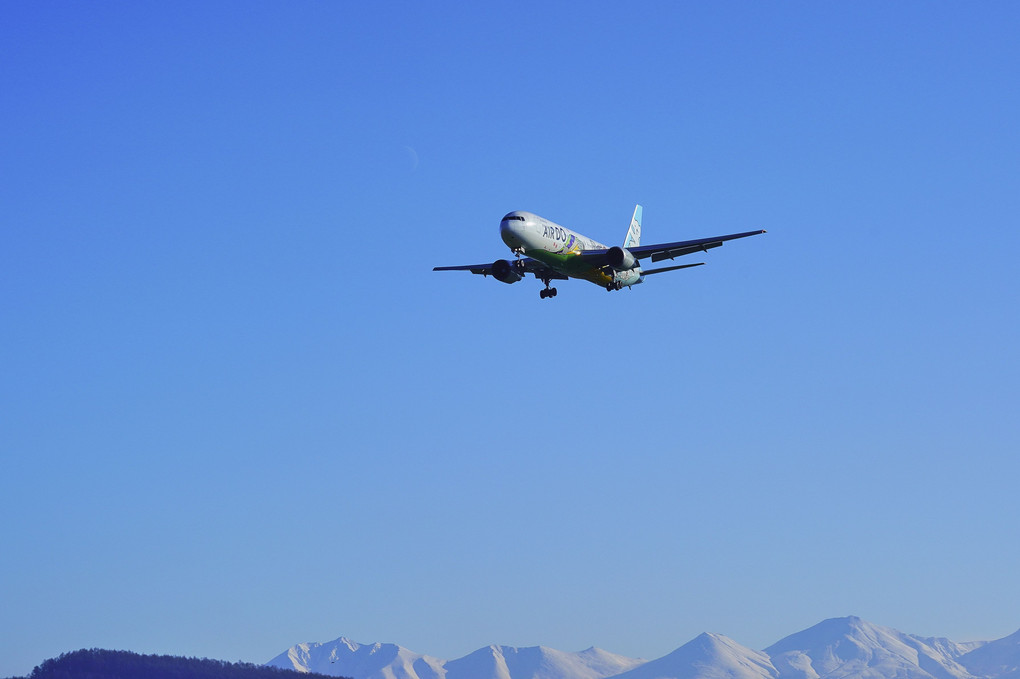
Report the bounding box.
[265,637,445,679]
[959,629,1020,679]
[606,633,777,679]
[765,617,973,679]
[914,637,987,662]
[442,645,644,679]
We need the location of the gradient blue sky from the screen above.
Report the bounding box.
[2,2,1019,677]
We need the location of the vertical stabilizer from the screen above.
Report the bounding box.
[624,205,642,248]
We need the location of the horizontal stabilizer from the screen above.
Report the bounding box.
[642,262,706,276]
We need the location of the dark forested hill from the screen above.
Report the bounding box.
[6,649,348,679]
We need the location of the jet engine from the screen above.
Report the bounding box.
[607,246,638,271]
[491,258,523,284]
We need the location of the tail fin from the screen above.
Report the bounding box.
[623,204,642,249]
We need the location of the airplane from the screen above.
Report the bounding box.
[433,205,765,299]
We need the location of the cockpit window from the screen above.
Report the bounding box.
[501,214,525,222]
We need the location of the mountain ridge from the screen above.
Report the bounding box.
[265,617,1019,679]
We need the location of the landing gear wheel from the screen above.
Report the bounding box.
[540,282,558,299]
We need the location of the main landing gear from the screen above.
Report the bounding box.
[606,281,623,291]
[540,279,558,299]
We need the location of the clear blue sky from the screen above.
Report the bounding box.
[2,2,1019,677]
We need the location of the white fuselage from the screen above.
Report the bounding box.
[499,211,606,254]
[499,211,643,289]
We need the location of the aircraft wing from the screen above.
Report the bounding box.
[575,229,766,264]
[433,263,497,275]
[433,258,569,280]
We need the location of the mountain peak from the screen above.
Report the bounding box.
[608,632,777,679]
[694,631,735,643]
[335,637,361,653]
[767,617,975,679]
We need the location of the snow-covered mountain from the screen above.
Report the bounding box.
[606,632,776,679]
[265,637,445,679]
[765,617,972,679]
[265,638,642,679]
[441,645,645,679]
[959,629,1020,679]
[266,618,1020,679]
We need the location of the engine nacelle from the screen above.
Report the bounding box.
[491,258,523,284]
[607,246,638,271]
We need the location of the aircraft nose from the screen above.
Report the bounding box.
[500,217,525,249]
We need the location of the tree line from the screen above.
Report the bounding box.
[5,649,350,679]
